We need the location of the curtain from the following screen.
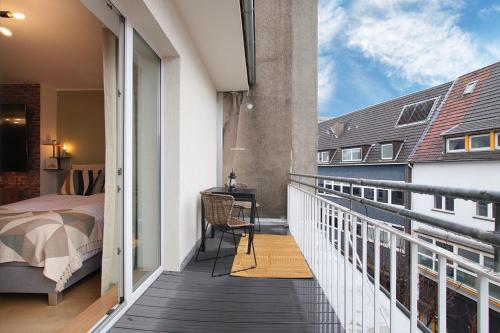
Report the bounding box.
[222,92,243,180]
[101,28,118,295]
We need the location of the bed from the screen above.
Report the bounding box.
[0,193,105,305]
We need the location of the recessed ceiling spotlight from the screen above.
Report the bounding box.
[0,26,12,37]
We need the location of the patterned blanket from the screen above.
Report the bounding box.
[0,208,102,291]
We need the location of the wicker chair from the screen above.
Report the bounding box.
[196,192,257,277]
[234,183,261,231]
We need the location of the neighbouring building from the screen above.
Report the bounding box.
[410,61,500,302]
[316,82,452,230]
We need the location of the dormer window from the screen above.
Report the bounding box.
[318,151,329,163]
[463,81,477,96]
[342,147,361,162]
[381,143,393,160]
[446,137,465,153]
[469,134,490,151]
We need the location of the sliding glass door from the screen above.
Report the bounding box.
[132,30,161,289]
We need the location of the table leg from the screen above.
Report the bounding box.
[201,200,206,252]
[248,197,256,254]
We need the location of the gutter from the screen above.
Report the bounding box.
[240,0,256,87]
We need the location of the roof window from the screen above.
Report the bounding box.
[396,98,437,127]
[463,80,477,96]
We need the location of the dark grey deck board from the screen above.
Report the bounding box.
[112,226,341,333]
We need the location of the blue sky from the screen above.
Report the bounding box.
[318,0,500,118]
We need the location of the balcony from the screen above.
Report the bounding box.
[111,174,500,333]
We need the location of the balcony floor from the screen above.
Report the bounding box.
[111,226,341,332]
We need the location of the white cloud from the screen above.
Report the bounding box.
[318,60,335,103]
[318,0,346,104]
[346,0,500,86]
[478,4,500,18]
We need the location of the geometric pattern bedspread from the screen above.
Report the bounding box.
[0,209,102,291]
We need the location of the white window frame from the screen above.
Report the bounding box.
[381,143,393,160]
[446,136,466,153]
[341,147,362,162]
[469,133,490,152]
[318,151,329,163]
[495,132,500,150]
[474,201,495,221]
[463,80,478,96]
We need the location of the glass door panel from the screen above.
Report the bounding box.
[132,30,161,289]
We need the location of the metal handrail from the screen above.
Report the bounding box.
[290,172,500,203]
[288,172,500,272]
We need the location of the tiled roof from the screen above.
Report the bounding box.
[410,62,500,162]
[318,82,452,164]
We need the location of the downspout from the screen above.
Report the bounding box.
[240,0,256,87]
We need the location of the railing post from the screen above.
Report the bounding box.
[495,202,500,272]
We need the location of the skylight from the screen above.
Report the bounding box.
[396,98,437,127]
[463,81,477,96]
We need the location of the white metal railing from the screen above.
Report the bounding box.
[288,184,500,333]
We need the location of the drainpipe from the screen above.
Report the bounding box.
[240,0,256,87]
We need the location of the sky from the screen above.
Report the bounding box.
[318,0,500,118]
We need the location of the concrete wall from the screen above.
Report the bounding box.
[223,0,318,218]
[57,90,105,164]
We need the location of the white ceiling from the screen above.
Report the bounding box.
[173,0,248,92]
[0,0,104,90]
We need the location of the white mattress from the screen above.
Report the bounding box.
[2,193,105,260]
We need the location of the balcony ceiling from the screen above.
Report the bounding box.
[0,0,103,90]
[173,0,249,92]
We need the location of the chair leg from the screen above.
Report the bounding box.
[211,230,226,277]
[250,227,257,268]
[231,229,238,254]
[256,207,262,232]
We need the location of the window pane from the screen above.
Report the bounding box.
[132,31,161,289]
[391,190,404,206]
[352,148,361,160]
[353,187,362,197]
[325,182,333,190]
[448,137,465,151]
[484,256,494,270]
[456,268,476,288]
[434,195,442,209]
[458,248,480,263]
[342,186,350,194]
[377,189,388,203]
[470,135,490,149]
[333,185,341,191]
[342,149,350,161]
[476,201,489,217]
[419,255,434,269]
[445,197,454,211]
[364,188,374,200]
[381,144,393,159]
[436,241,453,252]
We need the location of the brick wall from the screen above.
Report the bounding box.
[0,84,40,200]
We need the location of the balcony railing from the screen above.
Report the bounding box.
[287,173,500,333]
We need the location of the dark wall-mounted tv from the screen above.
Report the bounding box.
[0,104,28,172]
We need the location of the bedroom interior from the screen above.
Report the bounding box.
[0,0,121,332]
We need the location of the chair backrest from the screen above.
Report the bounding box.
[236,182,248,189]
[201,192,234,228]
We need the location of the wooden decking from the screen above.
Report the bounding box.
[111,226,341,333]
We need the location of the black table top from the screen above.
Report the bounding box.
[204,187,256,195]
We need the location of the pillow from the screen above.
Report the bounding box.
[59,164,104,196]
[91,170,105,195]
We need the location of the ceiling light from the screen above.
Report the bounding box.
[12,12,25,20]
[0,26,12,37]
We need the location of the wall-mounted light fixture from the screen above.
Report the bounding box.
[0,9,26,37]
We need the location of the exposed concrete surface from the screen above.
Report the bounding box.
[223,0,317,218]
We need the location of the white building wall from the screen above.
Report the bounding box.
[412,161,500,236]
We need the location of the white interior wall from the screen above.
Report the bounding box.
[40,84,58,195]
[412,161,500,233]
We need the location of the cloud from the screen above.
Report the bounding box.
[346,0,500,86]
[318,0,346,104]
[478,4,500,18]
[318,60,335,103]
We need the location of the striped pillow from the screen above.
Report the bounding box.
[59,165,104,196]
